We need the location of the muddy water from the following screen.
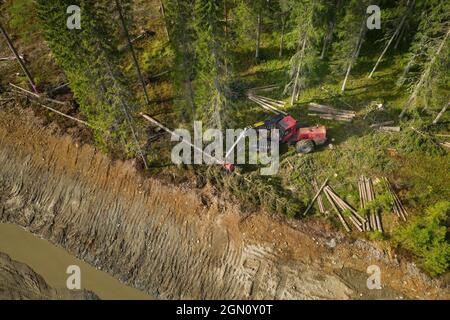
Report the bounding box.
[0,223,151,300]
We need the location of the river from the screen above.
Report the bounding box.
[0,223,152,300]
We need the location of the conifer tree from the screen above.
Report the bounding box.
[283,0,326,105]
[398,0,450,118]
[332,0,372,92]
[36,0,148,167]
[163,0,197,123]
[193,0,233,129]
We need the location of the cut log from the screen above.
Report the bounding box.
[313,179,325,214]
[383,177,408,222]
[302,177,329,216]
[432,101,449,125]
[308,114,353,122]
[323,188,351,232]
[0,24,37,93]
[308,103,356,116]
[370,121,395,128]
[10,83,67,106]
[379,126,401,132]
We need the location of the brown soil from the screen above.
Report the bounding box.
[0,106,448,299]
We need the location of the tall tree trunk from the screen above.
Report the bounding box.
[0,23,38,93]
[279,15,286,58]
[255,12,261,60]
[224,0,229,76]
[368,0,414,78]
[116,0,151,106]
[400,27,450,118]
[341,23,365,93]
[291,37,307,106]
[394,21,406,50]
[159,0,170,41]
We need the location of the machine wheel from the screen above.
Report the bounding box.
[296,140,315,154]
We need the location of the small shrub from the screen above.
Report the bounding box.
[394,201,450,276]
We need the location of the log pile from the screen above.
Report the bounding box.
[303,175,411,234]
[308,103,356,122]
[323,185,366,232]
[247,92,287,115]
[382,177,408,222]
[358,176,383,232]
[312,179,325,215]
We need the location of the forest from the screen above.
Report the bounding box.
[0,0,449,277]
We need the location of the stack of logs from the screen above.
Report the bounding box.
[308,103,356,122]
[247,92,287,115]
[323,185,366,232]
[383,177,408,222]
[358,176,383,232]
[307,176,408,234]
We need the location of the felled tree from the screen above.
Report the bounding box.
[398,0,450,118]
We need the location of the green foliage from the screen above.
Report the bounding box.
[394,201,450,276]
[7,0,40,43]
[192,0,235,128]
[163,0,196,123]
[36,0,144,157]
[397,0,450,112]
[283,0,328,99]
[332,0,372,74]
[202,167,303,218]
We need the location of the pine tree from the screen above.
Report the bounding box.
[163,0,197,123]
[332,0,372,92]
[36,0,148,167]
[368,0,416,78]
[283,0,326,105]
[320,0,342,60]
[398,0,450,118]
[193,0,233,129]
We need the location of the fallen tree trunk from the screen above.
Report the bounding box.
[432,101,449,125]
[323,188,351,232]
[0,24,38,93]
[302,177,329,216]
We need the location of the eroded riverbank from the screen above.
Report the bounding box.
[0,107,448,299]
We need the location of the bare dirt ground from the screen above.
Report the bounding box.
[0,106,448,299]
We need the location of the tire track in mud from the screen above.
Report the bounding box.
[0,109,447,299]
